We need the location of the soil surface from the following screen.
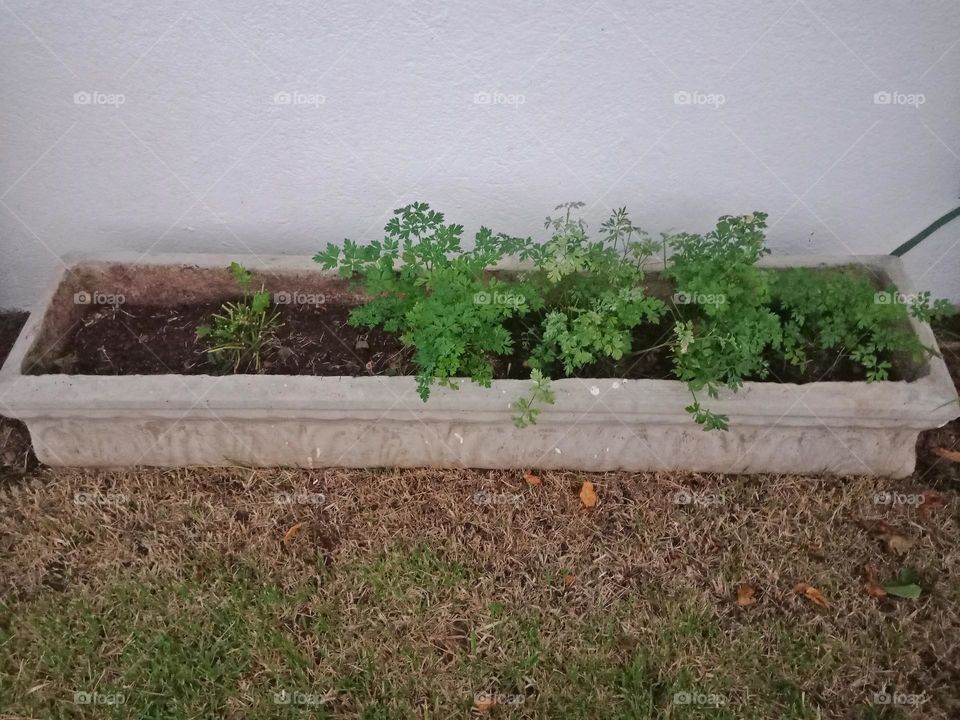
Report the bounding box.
[40,302,411,377]
[0,312,26,366]
[31,297,891,383]
[36,299,683,380]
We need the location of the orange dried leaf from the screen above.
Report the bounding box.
[862,565,886,598]
[282,521,306,545]
[919,491,946,513]
[793,582,829,608]
[736,583,756,607]
[524,473,542,487]
[934,447,960,462]
[473,694,496,712]
[563,574,577,587]
[579,481,598,508]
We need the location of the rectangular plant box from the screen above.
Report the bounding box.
[1,253,957,477]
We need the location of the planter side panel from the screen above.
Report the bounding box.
[25,417,918,478]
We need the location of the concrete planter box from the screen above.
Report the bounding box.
[1,253,956,476]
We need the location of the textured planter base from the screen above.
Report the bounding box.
[2,253,957,477]
[22,416,923,477]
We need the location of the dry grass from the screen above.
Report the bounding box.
[1,466,958,718]
[2,312,960,718]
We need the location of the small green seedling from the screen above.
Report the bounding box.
[513,369,555,428]
[197,262,281,373]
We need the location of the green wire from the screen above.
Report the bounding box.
[890,205,960,257]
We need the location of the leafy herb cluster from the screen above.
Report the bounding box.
[200,203,952,431]
[664,212,951,428]
[314,202,671,423]
[772,268,948,382]
[525,203,667,378]
[664,212,781,430]
[314,202,540,400]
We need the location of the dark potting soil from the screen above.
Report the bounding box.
[41,302,412,377]
[37,300,679,380]
[36,297,910,384]
[0,311,27,367]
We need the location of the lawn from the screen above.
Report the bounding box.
[0,318,958,719]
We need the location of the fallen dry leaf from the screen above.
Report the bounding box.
[579,481,598,508]
[563,574,577,587]
[736,583,756,607]
[282,521,306,545]
[793,582,829,608]
[863,565,887,598]
[934,447,960,462]
[524,473,542,487]
[473,694,496,712]
[919,491,946,513]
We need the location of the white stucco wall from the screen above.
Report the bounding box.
[1,0,958,309]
